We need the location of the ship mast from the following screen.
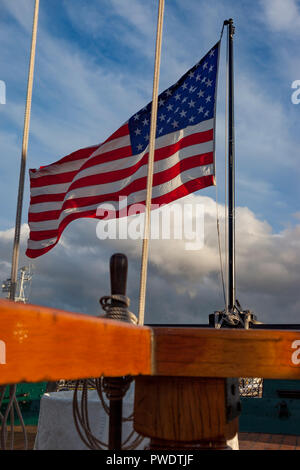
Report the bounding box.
[227,18,236,312]
[210,19,258,329]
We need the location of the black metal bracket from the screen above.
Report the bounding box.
[209,309,259,329]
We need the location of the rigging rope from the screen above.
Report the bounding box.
[0,385,28,450]
[10,0,39,301]
[72,377,145,449]
[138,0,165,326]
[1,0,39,450]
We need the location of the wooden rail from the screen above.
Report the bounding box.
[0,299,299,385]
[0,300,152,384]
[153,327,300,379]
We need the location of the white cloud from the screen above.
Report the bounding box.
[236,72,297,168]
[1,196,300,324]
[2,0,35,34]
[1,0,300,326]
[261,0,300,34]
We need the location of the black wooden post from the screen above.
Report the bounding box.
[107,253,128,450]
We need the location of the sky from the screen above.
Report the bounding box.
[0,0,300,324]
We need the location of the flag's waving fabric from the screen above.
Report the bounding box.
[26,42,220,258]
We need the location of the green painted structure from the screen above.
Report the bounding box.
[2,379,299,435]
[1,382,47,426]
[240,380,300,435]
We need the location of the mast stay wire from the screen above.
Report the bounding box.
[215,24,227,310]
[224,21,229,313]
[215,183,226,308]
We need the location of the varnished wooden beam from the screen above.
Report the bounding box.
[153,327,300,379]
[0,300,152,385]
[0,300,300,384]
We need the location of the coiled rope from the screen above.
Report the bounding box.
[100,294,138,325]
[72,378,145,449]
[72,293,144,449]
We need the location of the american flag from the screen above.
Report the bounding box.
[26,41,220,258]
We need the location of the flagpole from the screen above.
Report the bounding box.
[9,0,39,301]
[138,0,165,325]
[226,18,236,311]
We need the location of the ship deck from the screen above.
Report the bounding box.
[239,433,300,450]
[7,427,300,450]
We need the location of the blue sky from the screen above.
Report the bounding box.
[1,0,300,323]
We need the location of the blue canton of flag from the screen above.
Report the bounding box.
[128,42,220,153]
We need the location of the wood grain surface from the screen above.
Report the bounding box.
[134,376,238,442]
[0,300,152,385]
[153,327,300,379]
[0,300,300,383]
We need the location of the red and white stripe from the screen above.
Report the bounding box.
[26,119,215,258]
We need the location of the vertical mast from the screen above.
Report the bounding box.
[210,20,257,329]
[227,18,235,311]
[9,0,39,301]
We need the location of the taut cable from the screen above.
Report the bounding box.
[10,0,39,301]
[138,0,165,326]
[1,0,39,451]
